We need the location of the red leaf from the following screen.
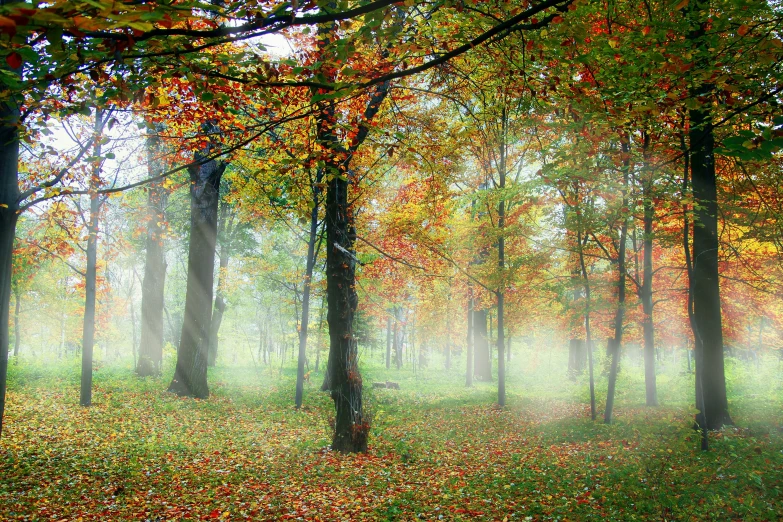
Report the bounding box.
[6,52,22,70]
[209,509,220,519]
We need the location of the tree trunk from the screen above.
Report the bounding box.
[568,339,585,376]
[137,131,168,377]
[473,308,491,381]
[295,179,320,409]
[445,339,451,370]
[167,144,225,399]
[688,0,732,430]
[80,182,100,406]
[324,162,365,452]
[315,11,389,449]
[577,226,596,421]
[604,141,630,424]
[466,295,474,387]
[12,287,20,357]
[496,108,507,407]
[641,170,658,406]
[385,315,391,369]
[130,294,137,369]
[393,306,403,370]
[59,295,66,358]
[208,202,235,367]
[0,76,20,436]
[81,108,107,407]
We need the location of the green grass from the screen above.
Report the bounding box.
[1,344,782,521]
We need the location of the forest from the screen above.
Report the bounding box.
[0,0,782,519]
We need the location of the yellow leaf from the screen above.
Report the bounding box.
[674,0,689,10]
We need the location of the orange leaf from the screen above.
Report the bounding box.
[738,24,749,36]
[0,15,16,35]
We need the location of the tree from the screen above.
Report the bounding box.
[168,125,226,399]
[207,196,238,367]
[80,107,113,407]
[687,0,733,431]
[137,126,170,377]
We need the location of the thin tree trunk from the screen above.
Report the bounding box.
[12,287,20,357]
[208,203,235,367]
[59,295,66,358]
[641,134,658,406]
[80,176,100,406]
[473,308,490,380]
[393,306,403,369]
[81,108,107,407]
[137,130,168,376]
[385,315,391,369]
[466,295,474,387]
[168,138,225,399]
[130,294,138,369]
[604,140,630,424]
[496,105,507,407]
[577,226,596,421]
[296,182,320,409]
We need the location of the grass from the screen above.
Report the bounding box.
[1,343,782,521]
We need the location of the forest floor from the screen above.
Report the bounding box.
[1,348,782,521]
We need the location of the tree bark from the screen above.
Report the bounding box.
[393,305,403,369]
[688,0,732,430]
[295,177,320,409]
[315,9,389,449]
[641,154,658,406]
[496,106,507,407]
[385,315,391,369]
[208,201,236,367]
[604,140,630,424]
[81,108,108,407]
[473,308,491,381]
[0,64,20,436]
[167,143,225,399]
[466,295,474,386]
[12,287,20,357]
[80,190,100,406]
[577,225,596,421]
[323,157,365,451]
[137,130,168,376]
